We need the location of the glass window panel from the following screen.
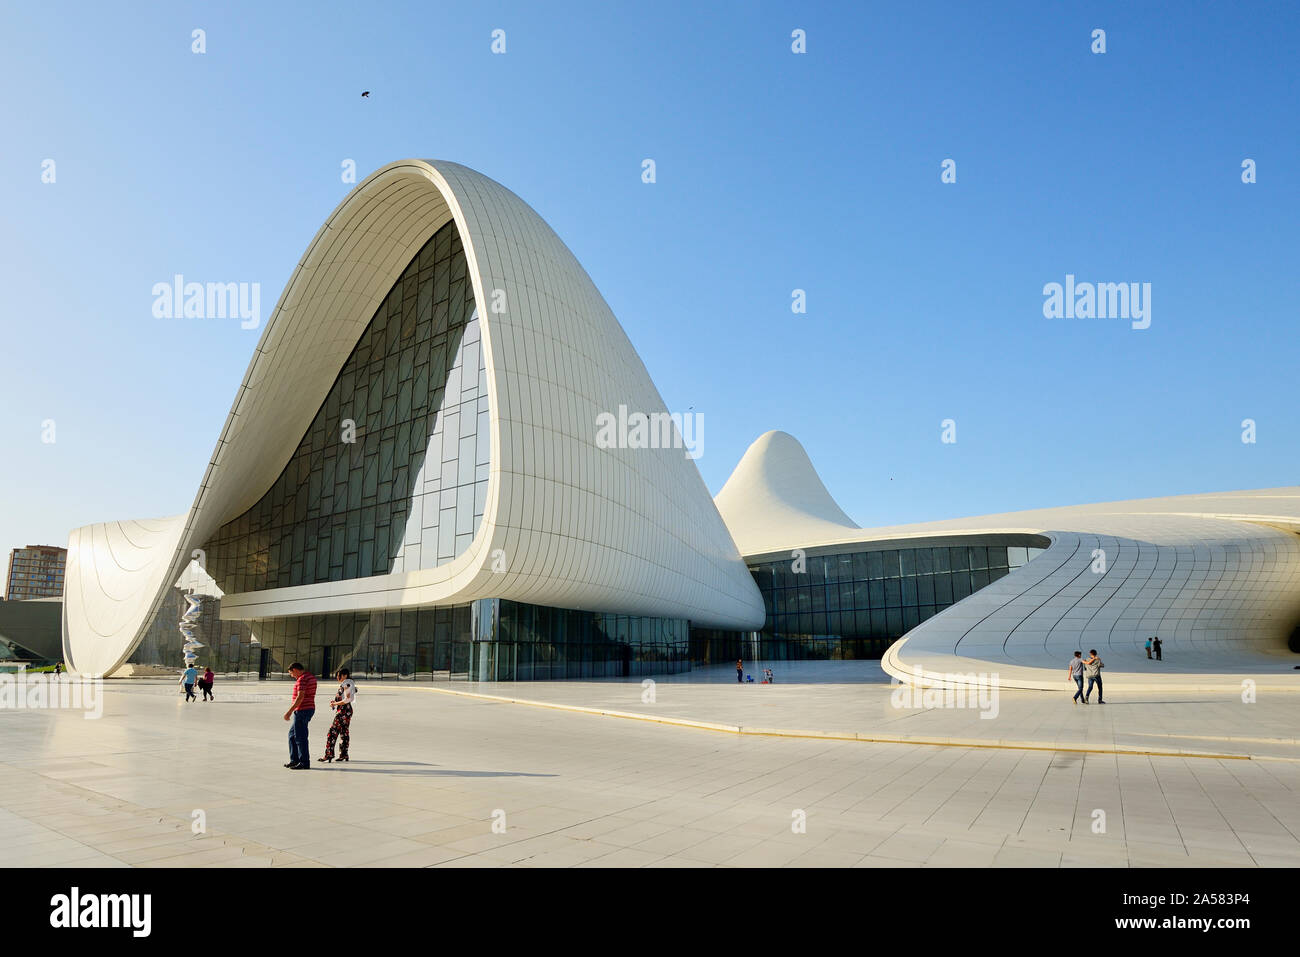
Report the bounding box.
[884,579,901,607]
[901,578,917,606]
[886,608,903,636]
[867,551,884,579]
[851,553,870,580]
[870,609,888,639]
[810,585,826,613]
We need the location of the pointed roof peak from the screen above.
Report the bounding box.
[715,431,859,556]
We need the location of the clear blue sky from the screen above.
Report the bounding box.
[2,0,1298,592]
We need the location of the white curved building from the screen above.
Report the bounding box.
[64,161,1300,689]
[64,160,763,679]
[716,431,1300,690]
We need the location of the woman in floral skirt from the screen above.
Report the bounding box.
[319,667,356,762]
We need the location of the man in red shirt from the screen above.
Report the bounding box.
[283,663,317,770]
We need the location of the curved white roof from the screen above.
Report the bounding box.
[65,160,763,676]
[718,432,1300,689]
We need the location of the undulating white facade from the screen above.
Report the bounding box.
[63,161,1300,688]
[63,160,763,677]
[717,431,1300,689]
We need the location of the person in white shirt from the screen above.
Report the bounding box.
[319,668,357,763]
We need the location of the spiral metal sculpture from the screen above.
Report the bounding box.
[179,592,206,667]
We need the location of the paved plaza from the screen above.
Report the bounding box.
[2,663,1300,868]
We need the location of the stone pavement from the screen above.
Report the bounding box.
[1,666,1298,867]
[435,661,1300,759]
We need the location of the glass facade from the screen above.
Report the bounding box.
[203,218,489,594]
[491,600,690,681]
[693,538,1047,663]
[133,596,689,682]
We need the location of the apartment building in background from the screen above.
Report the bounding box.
[5,545,67,601]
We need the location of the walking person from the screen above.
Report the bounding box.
[182,663,199,702]
[1153,637,1163,661]
[319,668,356,763]
[1144,637,1152,659]
[1083,649,1105,704]
[736,658,744,684]
[1068,651,1086,705]
[283,662,317,770]
[201,666,215,701]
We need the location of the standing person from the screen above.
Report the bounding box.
[1068,651,1086,705]
[182,663,199,702]
[1153,637,1163,661]
[319,668,356,763]
[201,666,215,702]
[1083,650,1105,704]
[54,662,63,677]
[736,658,744,684]
[1144,638,1153,659]
[282,663,317,770]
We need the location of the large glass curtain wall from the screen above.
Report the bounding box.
[202,218,489,595]
[732,541,1046,661]
[144,598,692,681]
